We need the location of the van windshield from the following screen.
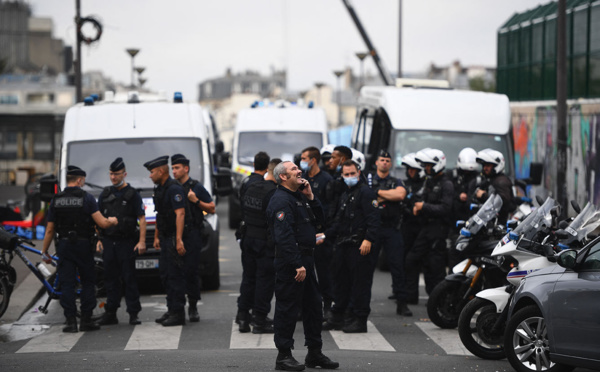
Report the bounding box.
[390,130,512,178]
[67,138,204,191]
[237,132,323,166]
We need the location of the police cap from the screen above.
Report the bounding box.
[171,153,190,166]
[110,157,125,172]
[378,150,391,159]
[143,155,169,171]
[67,165,86,177]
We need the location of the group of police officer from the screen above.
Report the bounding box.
[234,144,512,371]
[41,154,215,332]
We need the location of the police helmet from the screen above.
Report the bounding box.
[320,144,336,156]
[415,148,446,174]
[350,148,366,171]
[401,152,425,178]
[457,147,478,171]
[476,148,505,174]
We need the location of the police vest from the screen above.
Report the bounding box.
[368,173,401,227]
[99,185,138,238]
[53,188,94,239]
[181,178,205,230]
[153,179,191,236]
[242,180,276,239]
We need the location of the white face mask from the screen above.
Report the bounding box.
[343,176,359,187]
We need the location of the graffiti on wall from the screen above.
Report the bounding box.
[512,104,600,209]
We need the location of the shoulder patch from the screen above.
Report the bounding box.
[174,194,183,202]
[372,200,379,208]
[276,211,285,221]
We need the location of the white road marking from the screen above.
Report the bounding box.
[16,325,84,353]
[414,321,473,356]
[328,321,395,352]
[229,320,276,349]
[124,322,182,350]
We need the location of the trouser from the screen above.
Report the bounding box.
[274,255,323,351]
[183,227,202,303]
[313,239,334,309]
[446,229,463,271]
[401,221,422,259]
[371,226,407,302]
[158,235,186,312]
[405,226,448,302]
[101,236,141,314]
[330,242,373,318]
[238,237,275,316]
[56,239,96,318]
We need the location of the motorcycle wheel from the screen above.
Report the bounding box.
[0,276,11,319]
[504,305,574,372]
[427,279,468,329]
[458,297,506,360]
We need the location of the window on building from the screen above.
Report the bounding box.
[573,9,588,55]
[590,53,600,96]
[204,83,212,98]
[591,5,600,52]
[33,131,53,160]
[0,95,18,105]
[532,23,544,62]
[0,131,18,160]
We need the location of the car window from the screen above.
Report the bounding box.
[581,242,600,271]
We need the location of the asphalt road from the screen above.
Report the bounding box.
[0,195,595,371]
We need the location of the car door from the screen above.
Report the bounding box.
[548,241,600,359]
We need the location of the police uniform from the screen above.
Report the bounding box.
[237,176,277,332]
[97,158,144,325]
[367,171,408,306]
[303,168,334,315]
[46,166,99,331]
[325,176,380,333]
[474,172,515,225]
[171,154,213,322]
[145,156,187,326]
[266,186,326,359]
[405,172,454,302]
[448,170,478,268]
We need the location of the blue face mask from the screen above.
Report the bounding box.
[343,176,359,187]
[336,164,342,173]
[300,160,310,171]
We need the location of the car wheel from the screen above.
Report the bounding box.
[457,297,506,360]
[504,305,574,372]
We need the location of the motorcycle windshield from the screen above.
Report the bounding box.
[466,194,503,235]
[561,203,600,245]
[512,197,557,240]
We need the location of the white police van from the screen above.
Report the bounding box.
[352,79,515,178]
[46,91,231,290]
[228,101,329,228]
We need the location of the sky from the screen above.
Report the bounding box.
[26,0,547,100]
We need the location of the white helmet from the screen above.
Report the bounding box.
[401,152,425,178]
[320,144,336,156]
[457,147,478,171]
[476,148,505,174]
[350,148,366,171]
[415,148,446,174]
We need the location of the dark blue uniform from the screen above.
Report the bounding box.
[154,177,187,313]
[181,178,213,305]
[304,169,334,313]
[267,186,325,352]
[47,187,98,319]
[98,184,144,317]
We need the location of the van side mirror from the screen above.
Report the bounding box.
[556,249,577,270]
[213,167,233,197]
[39,173,58,203]
[528,163,543,185]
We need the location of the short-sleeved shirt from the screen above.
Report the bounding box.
[182,178,213,204]
[47,186,98,222]
[160,178,186,212]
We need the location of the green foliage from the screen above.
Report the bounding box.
[469,77,496,93]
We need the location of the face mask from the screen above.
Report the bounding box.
[114,180,124,188]
[336,164,342,172]
[343,176,359,187]
[300,161,310,171]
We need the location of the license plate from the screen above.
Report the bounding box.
[136,259,159,269]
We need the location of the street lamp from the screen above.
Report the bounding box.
[356,52,368,90]
[314,82,325,106]
[126,48,140,88]
[333,70,344,127]
[138,77,147,87]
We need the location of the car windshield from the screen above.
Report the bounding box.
[237,131,323,166]
[390,130,512,178]
[67,138,204,191]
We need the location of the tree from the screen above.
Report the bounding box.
[469,76,496,93]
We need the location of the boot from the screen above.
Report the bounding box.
[322,312,344,331]
[342,317,367,333]
[252,314,274,334]
[237,309,251,333]
[129,313,142,325]
[396,302,413,317]
[80,314,101,332]
[63,316,78,333]
[275,349,305,371]
[305,348,339,369]
[155,312,170,324]
[188,303,200,323]
[97,310,118,326]
[162,311,185,327]
[251,314,273,327]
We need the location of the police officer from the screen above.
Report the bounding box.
[95,158,146,326]
[300,146,334,318]
[171,153,216,323]
[367,150,412,317]
[474,148,515,225]
[319,144,336,176]
[407,149,454,302]
[236,157,280,334]
[267,161,338,371]
[240,151,270,201]
[41,165,118,333]
[324,160,380,333]
[144,156,187,327]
